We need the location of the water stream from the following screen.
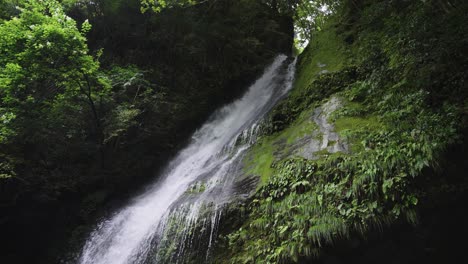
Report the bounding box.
[78,55,296,264]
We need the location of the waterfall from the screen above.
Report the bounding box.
[77,55,297,264]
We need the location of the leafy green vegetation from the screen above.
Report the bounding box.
[219,0,468,263]
[0,0,293,263]
[239,22,353,189]
[1,0,467,263]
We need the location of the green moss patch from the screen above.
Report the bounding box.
[244,139,277,185]
[291,18,347,99]
[221,1,466,262]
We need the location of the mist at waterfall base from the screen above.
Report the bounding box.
[77,55,296,264]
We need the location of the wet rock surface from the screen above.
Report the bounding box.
[231,96,350,202]
[303,96,348,158]
[287,96,348,160]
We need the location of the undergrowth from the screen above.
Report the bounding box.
[218,0,467,263]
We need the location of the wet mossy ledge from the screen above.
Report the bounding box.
[213,1,468,263]
[0,1,295,263]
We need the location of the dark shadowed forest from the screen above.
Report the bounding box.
[0,1,467,263]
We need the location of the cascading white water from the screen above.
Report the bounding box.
[78,55,296,264]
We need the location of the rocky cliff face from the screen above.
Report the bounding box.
[213,1,468,262]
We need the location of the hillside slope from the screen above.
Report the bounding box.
[216,0,468,263]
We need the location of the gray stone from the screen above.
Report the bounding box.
[295,96,348,160]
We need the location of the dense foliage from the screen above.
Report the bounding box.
[0,0,96,200]
[140,0,337,44]
[218,0,468,262]
[1,0,467,263]
[0,0,293,263]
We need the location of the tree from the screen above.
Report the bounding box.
[139,0,339,46]
[0,0,110,182]
[140,0,200,13]
[263,0,339,43]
